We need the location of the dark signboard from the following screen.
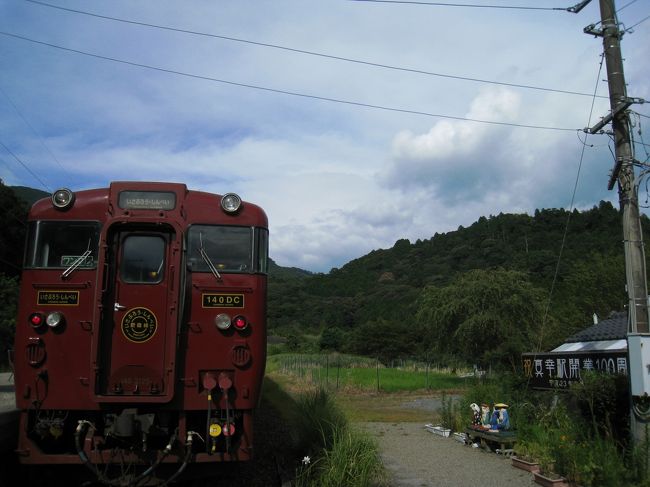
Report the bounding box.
[521,350,628,390]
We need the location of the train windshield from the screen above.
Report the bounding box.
[187,225,268,274]
[24,221,101,269]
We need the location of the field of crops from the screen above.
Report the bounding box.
[266,353,470,393]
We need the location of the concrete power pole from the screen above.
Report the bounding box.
[587,0,649,333]
[586,0,650,444]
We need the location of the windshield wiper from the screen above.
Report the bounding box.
[61,249,92,279]
[199,233,221,280]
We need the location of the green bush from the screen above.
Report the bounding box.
[461,373,649,487]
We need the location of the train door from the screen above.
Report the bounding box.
[98,227,178,399]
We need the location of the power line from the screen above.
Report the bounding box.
[0,84,73,180]
[625,13,650,31]
[536,48,605,357]
[0,138,51,192]
[0,31,580,132]
[348,0,568,10]
[23,0,606,99]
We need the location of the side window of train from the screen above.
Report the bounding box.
[120,235,165,284]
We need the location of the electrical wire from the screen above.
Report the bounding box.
[0,31,580,132]
[625,13,650,31]
[590,0,640,26]
[533,52,605,358]
[0,138,51,192]
[348,0,568,9]
[22,0,607,99]
[0,85,73,180]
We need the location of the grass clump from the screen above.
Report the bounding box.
[291,387,387,487]
[293,388,348,454]
[296,427,386,487]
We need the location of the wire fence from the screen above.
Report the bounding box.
[268,353,478,392]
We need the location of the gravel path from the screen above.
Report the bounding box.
[360,422,533,487]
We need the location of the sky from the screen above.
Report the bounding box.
[0,0,649,273]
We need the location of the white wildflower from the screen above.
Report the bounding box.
[302,455,311,465]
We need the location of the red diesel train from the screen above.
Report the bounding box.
[12,181,269,485]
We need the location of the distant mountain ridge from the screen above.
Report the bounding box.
[10,186,49,206]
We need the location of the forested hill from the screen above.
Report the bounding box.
[268,201,640,366]
[10,186,49,206]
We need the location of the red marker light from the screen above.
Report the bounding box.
[29,313,45,328]
[233,316,247,331]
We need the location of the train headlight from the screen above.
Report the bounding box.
[46,311,65,328]
[220,193,242,214]
[51,188,75,210]
[215,313,231,330]
[28,312,45,328]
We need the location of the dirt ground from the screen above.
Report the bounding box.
[360,422,532,487]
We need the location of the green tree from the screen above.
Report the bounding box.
[0,274,18,367]
[0,180,28,277]
[347,319,420,363]
[319,327,346,351]
[416,268,551,371]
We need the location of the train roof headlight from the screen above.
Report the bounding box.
[220,193,242,214]
[52,188,75,210]
[46,311,65,328]
[215,313,231,330]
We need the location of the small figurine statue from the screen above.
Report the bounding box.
[489,403,510,431]
[480,403,491,429]
[470,403,481,428]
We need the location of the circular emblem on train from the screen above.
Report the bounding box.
[121,307,157,343]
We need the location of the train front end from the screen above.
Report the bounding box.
[12,182,268,484]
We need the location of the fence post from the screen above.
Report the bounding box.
[336,359,340,390]
[326,355,329,388]
[376,357,380,393]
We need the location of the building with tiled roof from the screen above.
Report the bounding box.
[552,311,627,353]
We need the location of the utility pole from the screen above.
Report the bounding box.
[585,0,650,444]
[586,0,649,334]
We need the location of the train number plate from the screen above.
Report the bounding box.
[37,290,80,306]
[202,293,244,308]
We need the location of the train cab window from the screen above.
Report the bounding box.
[120,235,165,284]
[187,225,256,273]
[24,221,100,269]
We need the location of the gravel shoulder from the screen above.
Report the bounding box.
[359,422,533,487]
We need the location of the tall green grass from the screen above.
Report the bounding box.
[291,388,387,487]
[296,427,387,487]
[263,379,386,486]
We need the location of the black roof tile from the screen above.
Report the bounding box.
[564,311,627,343]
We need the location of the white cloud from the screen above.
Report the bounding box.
[0,0,647,271]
